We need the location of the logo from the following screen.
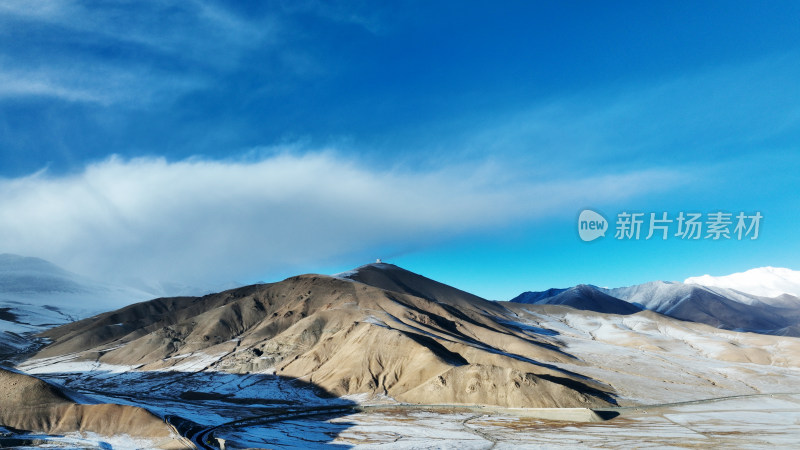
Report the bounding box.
[578,209,607,241]
[577,209,762,242]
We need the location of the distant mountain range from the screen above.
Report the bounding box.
[0,253,246,358]
[0,254,156,357]
[510,268,800,336]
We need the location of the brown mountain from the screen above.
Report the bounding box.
[33,263,615,408]
[0,367,189,448]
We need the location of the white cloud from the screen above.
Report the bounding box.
[0,151,686,287]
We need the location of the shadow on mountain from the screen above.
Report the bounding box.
[2,367,359,449]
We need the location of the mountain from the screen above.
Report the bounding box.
[508,287,568,304]
[0,367,188,448]
[511,285,642,315]
[605,280,800,335]
[685,266,800,299]
[0,254,154,359]
[509,269,800,336]
[30,263,614,409]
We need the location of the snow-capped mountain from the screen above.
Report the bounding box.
[604,281,800,335]
[0,254,154,357]
[685,267,800,299]
[512,268,800,336]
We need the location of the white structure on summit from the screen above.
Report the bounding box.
[376,258,382,263]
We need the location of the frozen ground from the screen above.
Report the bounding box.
[0,429,170,450]
[18,354,352,429]
[15,352,800,449]
[213,394,800,449]
[3,395,799,449]
[511,308,800,404]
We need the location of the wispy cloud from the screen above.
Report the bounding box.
[278,0,388,34]
[0,151,687,286]
[458,53,800,173]
[0,0,272,61]
[0,0,277,106]
[0,63,207,106]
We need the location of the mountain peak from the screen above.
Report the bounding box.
[332,262,508,314]
[685,266,800,298]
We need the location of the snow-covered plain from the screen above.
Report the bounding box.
[208,395,800,449]
[512,308,800,404]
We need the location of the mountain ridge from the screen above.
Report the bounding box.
[512,273,800,336]
[512,284,642,315]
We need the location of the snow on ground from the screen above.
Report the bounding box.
[0,431,172,450]
[7,394,799,449]
[213,394,800,449]
[512,309,800,404]
[0,289,153,361]
[18,352,352,428]
[331,269,358,279]
[225,411,488,450]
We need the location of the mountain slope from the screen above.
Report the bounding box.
[0,368,189,448]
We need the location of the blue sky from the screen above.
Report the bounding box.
[1,1,799,299]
